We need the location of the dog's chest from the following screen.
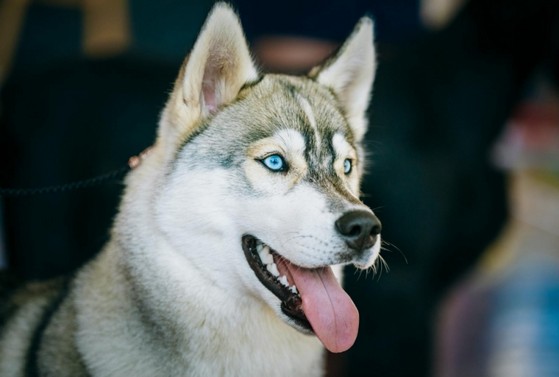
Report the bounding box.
[176,314,326,377]
[181,339,325,377]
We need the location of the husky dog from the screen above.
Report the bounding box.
[0,3,381,376]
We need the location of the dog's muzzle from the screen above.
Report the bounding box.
[241,210,381,354]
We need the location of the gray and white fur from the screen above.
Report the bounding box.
[0,3,381,376]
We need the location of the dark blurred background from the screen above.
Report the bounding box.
[1,0,559,376]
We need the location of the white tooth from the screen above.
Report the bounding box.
[259,248,273,265]
[263,254,274,265]
[290,285,298,294]
[256,243,263,253]
[267,263,279,276]
[278,275,289,287]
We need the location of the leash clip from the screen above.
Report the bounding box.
[128,146,153,169]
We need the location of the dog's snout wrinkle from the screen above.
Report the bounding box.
[335,210,381,251]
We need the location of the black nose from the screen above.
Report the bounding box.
[335,210,382,251]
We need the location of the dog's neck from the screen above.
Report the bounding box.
[93,235,325,376]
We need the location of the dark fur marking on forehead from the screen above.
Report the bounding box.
[296,78,354,142]
[304,75,359,147]
[264,77,362,193]
[274,79,343,151]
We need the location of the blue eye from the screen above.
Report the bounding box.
[343,159,353,175]
[261,154,287,172]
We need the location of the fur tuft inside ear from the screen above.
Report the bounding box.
[311,17,376,142]
[158,3,258,151]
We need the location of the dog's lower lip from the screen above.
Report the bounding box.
[241,235,312,332]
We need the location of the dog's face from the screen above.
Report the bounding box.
[152,3,379,354]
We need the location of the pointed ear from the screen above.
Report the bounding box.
[159,3,258,148]
[310,17,376,142]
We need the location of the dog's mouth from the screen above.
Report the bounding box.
[242,235,359,353]
[242,235,310,331]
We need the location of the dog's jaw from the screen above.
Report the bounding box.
[241,235,361,353]
[242,235,311,332]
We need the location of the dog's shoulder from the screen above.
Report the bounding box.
[0,272,81,376]
[0,272,69,338]
[0,271,23,328]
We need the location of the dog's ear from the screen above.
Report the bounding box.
[310,17,376,142]
[159,3,258,149]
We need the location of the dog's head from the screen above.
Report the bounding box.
[150,3,379,353]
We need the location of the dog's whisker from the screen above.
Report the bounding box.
[376,255,390,278]
[381,240,407,264]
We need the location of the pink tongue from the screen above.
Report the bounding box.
[286,265,359,353]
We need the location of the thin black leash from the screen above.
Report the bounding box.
[0,167,130,197]
[0,147,152,198]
